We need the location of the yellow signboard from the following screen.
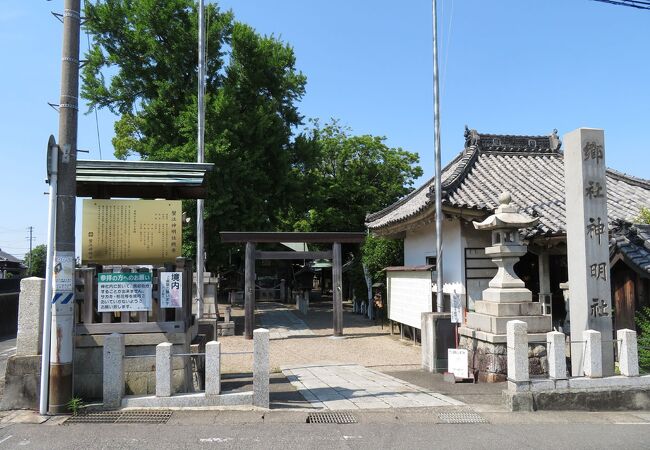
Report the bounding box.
[82,199,182,264]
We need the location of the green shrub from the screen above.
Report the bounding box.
[635,306,650,373]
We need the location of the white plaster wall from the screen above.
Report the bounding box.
[403,218,465,287]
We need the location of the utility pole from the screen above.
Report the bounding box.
[432,0,444,313]
[49,0,81,414]
[26,226,34,275]
[196,0,206,319]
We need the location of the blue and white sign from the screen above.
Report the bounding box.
[52,292,74,305]
[98,272,152,312]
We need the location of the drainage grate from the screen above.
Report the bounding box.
[306,412,357,424]
[65,410,172,425]
[437,411,487,424]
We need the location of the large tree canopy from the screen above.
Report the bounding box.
[82,1,420,274]
[285,121,423,232]
[83,0,306,267]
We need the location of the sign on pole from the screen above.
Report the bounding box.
[160,272,183,308]
[450,291,462,324]
[98,272,153,312]
[564,128,614,376]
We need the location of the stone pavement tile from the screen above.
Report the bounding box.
[353,401,391,410]
[1,411,48,424]
[629,412,650,422]
[401,392,454,407]
[42,416,69,426]
[263,411,310,423]
[321,398,357,410]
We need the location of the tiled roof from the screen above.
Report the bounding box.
[611,223,650,276]
[366,128,650,236]
[0,248,22,264]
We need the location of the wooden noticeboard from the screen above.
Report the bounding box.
[82,199,182,265]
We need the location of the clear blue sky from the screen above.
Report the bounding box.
[2,0,649,260]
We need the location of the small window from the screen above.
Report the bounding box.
[426,256,437,271]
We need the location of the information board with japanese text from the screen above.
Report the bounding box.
[160,272,183,308]
[97,272,153,312]
[82,199,182,264]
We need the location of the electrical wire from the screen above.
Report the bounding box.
[592,0,650,9]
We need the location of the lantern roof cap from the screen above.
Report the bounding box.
[473,192,539,231]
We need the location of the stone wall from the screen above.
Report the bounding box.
[73,332,196,400]
[459,336,548,382]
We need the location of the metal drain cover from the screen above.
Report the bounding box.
[65,410,172,425]
[437,411,487,424]
[307,412,357,424]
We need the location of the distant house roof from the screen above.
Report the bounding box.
[76,160,214,199]
[611,223,650,278]
[366,127,650,237]
[0,249,24,270]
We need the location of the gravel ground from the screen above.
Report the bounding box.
[218,301,421,375]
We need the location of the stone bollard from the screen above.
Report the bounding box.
[583,330,602,378]
[103,333,125,409]
[224,306,232,323]
[617,329,639,377]
[205,341,221,395]
[547,331,567,380]
[506,320,529,383]
[16,277,45,356]
[253,328,270,408]
[156,342,173,397]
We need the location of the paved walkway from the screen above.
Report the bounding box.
[281,362,463,410]
[257,304,314,340]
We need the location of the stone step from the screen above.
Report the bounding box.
[474,300,542,317]
[466,312,552,335]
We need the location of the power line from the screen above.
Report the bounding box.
[592,0,650,10]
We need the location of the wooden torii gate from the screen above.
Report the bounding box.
[219,232,366,339]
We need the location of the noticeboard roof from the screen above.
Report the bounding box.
[76,160,214,199]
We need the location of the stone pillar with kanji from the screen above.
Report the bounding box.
[564,128,614,376]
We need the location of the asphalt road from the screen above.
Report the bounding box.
[0,422,648,449]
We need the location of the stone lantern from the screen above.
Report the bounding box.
[474,192,538,303]
[458,192,552,382]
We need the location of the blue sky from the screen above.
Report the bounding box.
[2,0,649,259]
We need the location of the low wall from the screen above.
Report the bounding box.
[459,336,548,382]
[74,331,197,400]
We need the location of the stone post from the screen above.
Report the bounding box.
[205,341,221,395]
[103,333,124,409]
[583,330,602,378]
[564,128,614,376]
[224,306,232,323]
[16,277,45,356]
[280,279,286,303]
[617,328,639,377]
[253,328,270,408]
[547,331,567,380]
[156,342,173,397]
[506,320,529,383]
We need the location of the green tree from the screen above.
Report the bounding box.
[362,235,404,284]
[637,207,650,224]
[24,244,47,278]
[82,0,306,268]
[285,120,423,233]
